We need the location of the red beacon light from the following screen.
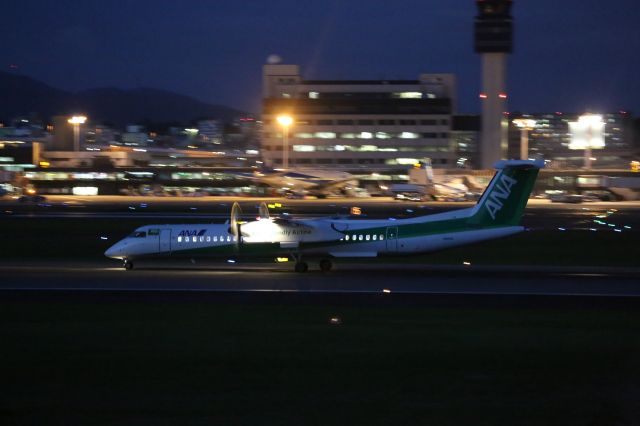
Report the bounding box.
[479,93,488,99]
[498,93,507,99]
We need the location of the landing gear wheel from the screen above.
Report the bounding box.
[123,260,134,270]
[319,258,333,272]
[294,261,308,273]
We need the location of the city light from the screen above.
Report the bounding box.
[276,114,293,169]
[67,116,87,124]
[276,115,293,127]
[68,115,87,152]
[569,114,605,169]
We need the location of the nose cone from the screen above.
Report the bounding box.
[104,241,125,259]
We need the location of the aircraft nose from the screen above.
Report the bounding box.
[104,241,125,258]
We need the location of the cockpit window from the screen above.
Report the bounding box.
[128,231,147,238]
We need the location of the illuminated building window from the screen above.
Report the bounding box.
[293,145,316,152]
[360,145,378,152]
[308,91,319,99]
[293,132,314,138]
[358,132,373,139]
[315,132,336,139]
[339,133,357,139]
[399,132,420,139]
[375,132,392,139]
[393,92,422,99]
[177,236,182,242]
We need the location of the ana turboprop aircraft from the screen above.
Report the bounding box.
[105,160,543,272]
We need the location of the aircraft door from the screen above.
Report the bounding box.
[385,226,398,252]
[159,229,172,254]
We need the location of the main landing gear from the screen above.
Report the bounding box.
[123,259,134,270]
[292,257,333,273]
[294,261,308,273]
[319,258,333,272]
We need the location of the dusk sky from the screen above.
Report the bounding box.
[3,0,640,115]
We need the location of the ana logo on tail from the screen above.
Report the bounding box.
[484,174,518,220]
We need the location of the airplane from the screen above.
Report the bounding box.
[388,158,483,201]
[105,159,543,272]
[242,167,360,198]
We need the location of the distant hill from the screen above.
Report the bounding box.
[0,71,248,127]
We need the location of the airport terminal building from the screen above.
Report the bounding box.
[261,64,457,173]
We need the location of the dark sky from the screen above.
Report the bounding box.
[3,0,639,115]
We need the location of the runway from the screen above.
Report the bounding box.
[1,261,639,298]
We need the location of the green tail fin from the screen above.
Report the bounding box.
[467,160,543,227]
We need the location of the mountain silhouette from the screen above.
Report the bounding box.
[0,71,247,127]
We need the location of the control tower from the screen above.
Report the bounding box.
[475,0,513,168]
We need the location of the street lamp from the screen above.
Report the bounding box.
[568,114,604,169]
[276,114,293,169]
[68,115,87,152]
[512,118,536,160]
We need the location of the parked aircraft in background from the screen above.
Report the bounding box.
[388,159,484,201]
[105,160,543,272]
[241,167,360,198]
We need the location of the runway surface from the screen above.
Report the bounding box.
[1,261,639,298]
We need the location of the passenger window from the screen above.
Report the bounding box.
[366,235,370,241]
[359,235,363,241]
[177,236,182,243]
[206,236,210,242]
[380,235,384,240]
[199,236,204,242]
[373,235,377,241]
[213,236,218,242]
[227,236,231,242]
[192,237,197,242]
[345,235,350,241]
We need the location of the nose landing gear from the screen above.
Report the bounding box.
[123,259,134,270]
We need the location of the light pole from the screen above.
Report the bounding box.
[512,118,536,160]
[68,115,87,152]
[276,114,293,169]
[569,114,604,170]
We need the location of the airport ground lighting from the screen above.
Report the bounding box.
[512,118,536,160]
[68,115,87,152]
[276,114,293,169]
[568,114,605,169]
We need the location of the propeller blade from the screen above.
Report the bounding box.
[230,202,243,245]
[258,202,270,220]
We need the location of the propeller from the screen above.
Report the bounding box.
[258,202,270,220]
[230,202,243,246]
